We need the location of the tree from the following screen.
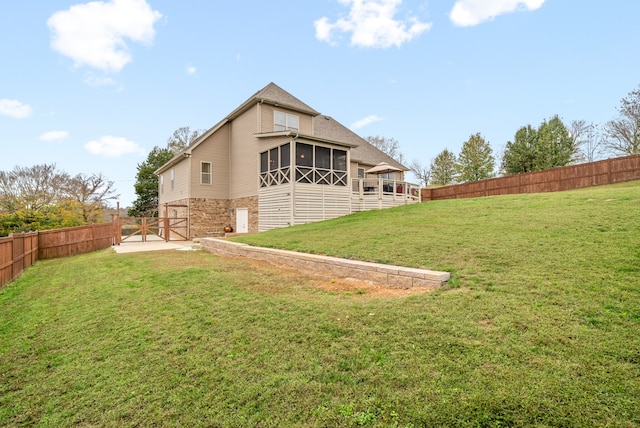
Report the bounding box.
[430,149,458,186]
[128,146,173,217]
[0,164,118,236]
[365,135,405,164]
[604,85,640,155]
[456,133,495,182]
[408,160,431,187]
[130,127,204,217]
[63,173,119,223]
[570,120,606,163]
[167,126,205,154]
[501,125,538,174]
[0,164,69,212]
[502,116,576,175]
[535,115,576,170]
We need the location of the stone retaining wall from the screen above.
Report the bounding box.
[201,238,450,290]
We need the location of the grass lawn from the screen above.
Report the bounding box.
[1,181,639,427]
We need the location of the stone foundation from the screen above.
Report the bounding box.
[229,196,259,234]
[189,198,231,239]
[164,196,260,239]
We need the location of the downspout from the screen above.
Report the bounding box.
[185,153,191,239]
[290,133,298,226]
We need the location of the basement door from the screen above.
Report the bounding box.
[236,208,248,233]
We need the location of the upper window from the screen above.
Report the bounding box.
[170,169,175,191]
[201,162,212,185]
[274,111,299,132]
[357,167,365,178]
[160,175,164,194]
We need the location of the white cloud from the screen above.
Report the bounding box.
[186,66,196,75]
[85,136,145,158]
[47,0,163,72]
[84,74,117,87]
[0,99,32,119]
[39,130,69,142]
[315,0,432,48]
[351,114,383,129]
[450,0,545,27]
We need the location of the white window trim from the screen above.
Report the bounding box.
[274,110,299,132]
[200,161,212,185]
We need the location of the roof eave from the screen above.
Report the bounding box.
[255,131,358,148]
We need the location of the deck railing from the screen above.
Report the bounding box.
[351,178,420,202]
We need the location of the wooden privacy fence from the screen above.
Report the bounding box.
[422,154,640,201]
[0,222,115,289]
[0,232,38,289]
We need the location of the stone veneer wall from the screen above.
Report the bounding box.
[184,196,259,238]
[229,196,259,234]
[189,198,231,238]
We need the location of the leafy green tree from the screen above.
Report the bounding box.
[430,149,458,186]
[502,116,576,174]
[501,125,538,174]
[128,146,173,217]
[457,133,495,182]
[535,115,576,170]
[605,84,640,155]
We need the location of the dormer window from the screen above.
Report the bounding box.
[274,111,299,132]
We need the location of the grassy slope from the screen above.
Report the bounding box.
[1,181,639,427]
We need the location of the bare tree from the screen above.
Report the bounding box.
[62,173,119,223]
[408,160,431,187]
[365,135,405,164]
[0,164,69,212]
[167,126,205,154]
[604,85,640,155]
[570,120,607,163]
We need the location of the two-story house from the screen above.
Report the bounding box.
[156,83,419,238]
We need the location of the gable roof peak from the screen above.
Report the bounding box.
[253,82,320,116]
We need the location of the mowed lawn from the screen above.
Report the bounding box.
[1,182,639,427]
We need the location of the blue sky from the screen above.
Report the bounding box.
[1,0,638,207]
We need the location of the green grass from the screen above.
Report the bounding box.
[1,181,640,427]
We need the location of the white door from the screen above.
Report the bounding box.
[236,208,248,233]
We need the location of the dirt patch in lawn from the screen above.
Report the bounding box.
[315,277,435,298]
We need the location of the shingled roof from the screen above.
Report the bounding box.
[312,115,406,170]
[227,82,320,119]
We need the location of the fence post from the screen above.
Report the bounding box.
[164,217,170,242]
